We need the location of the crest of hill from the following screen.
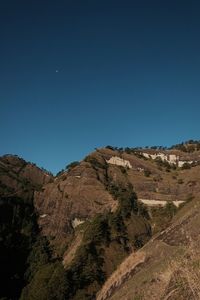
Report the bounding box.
[34,144,200,244]
[1,141,200,300]
[22,144,199,298]
[0,154,53,200]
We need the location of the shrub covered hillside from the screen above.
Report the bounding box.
[3,141,200,300]
[18,184,151,300]
[0,195,67,300]
[0,196,38,299]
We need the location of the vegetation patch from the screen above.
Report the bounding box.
[61,185,151,300]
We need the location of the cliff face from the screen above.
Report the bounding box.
[34,147,200,244]
[0,155,54,300]
[34,149,127,241]
[34,161,116,240]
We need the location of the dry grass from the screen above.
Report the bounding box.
[96,251,146,300]
[164,241,200,300]
[98,197,200,300]
[62,232,83,268]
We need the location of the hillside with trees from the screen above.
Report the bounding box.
[1,142,200,299]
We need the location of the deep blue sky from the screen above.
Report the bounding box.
[1,0,200,174]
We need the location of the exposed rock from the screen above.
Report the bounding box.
[34,159,117,241]
[33,147,200,246]
[72,218,85,228]
[106,156,132,168]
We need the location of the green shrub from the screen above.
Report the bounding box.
[84,156,105,169]
[119,166,127,174]
[164,202,177,218]
[181,163,191,169]
[65,161,80,171]
[62,184,151,300]
[25,236,52,281]
[20,262,68,300]
[144,169,151,177]
[0,196,38,299]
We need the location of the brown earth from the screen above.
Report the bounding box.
[1,145,200,300]
[97,198,200,300]
[34,147,200,247]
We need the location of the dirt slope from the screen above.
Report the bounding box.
[97,197,200,300]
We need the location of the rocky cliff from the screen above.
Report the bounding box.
[34,146,200,245]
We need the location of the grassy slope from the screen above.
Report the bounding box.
[97,197,200,300]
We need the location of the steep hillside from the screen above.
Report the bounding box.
[0,154,53,200]
[0,195,38,300]
[34,145,200,246]
[0,155,53,300]
[0,152,151,300]
[24,186,151,300]
[30,145,200,299]
[1,142,200,300]
[97,197,200,300]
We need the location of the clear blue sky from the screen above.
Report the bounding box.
[1,0,200,174]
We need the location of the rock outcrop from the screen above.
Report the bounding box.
[33,146,200,245]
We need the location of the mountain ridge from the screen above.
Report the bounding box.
[1,140,200,299]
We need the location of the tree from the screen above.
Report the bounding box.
[164,202,177,218]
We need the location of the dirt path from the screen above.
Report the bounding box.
[63,232,83,268]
